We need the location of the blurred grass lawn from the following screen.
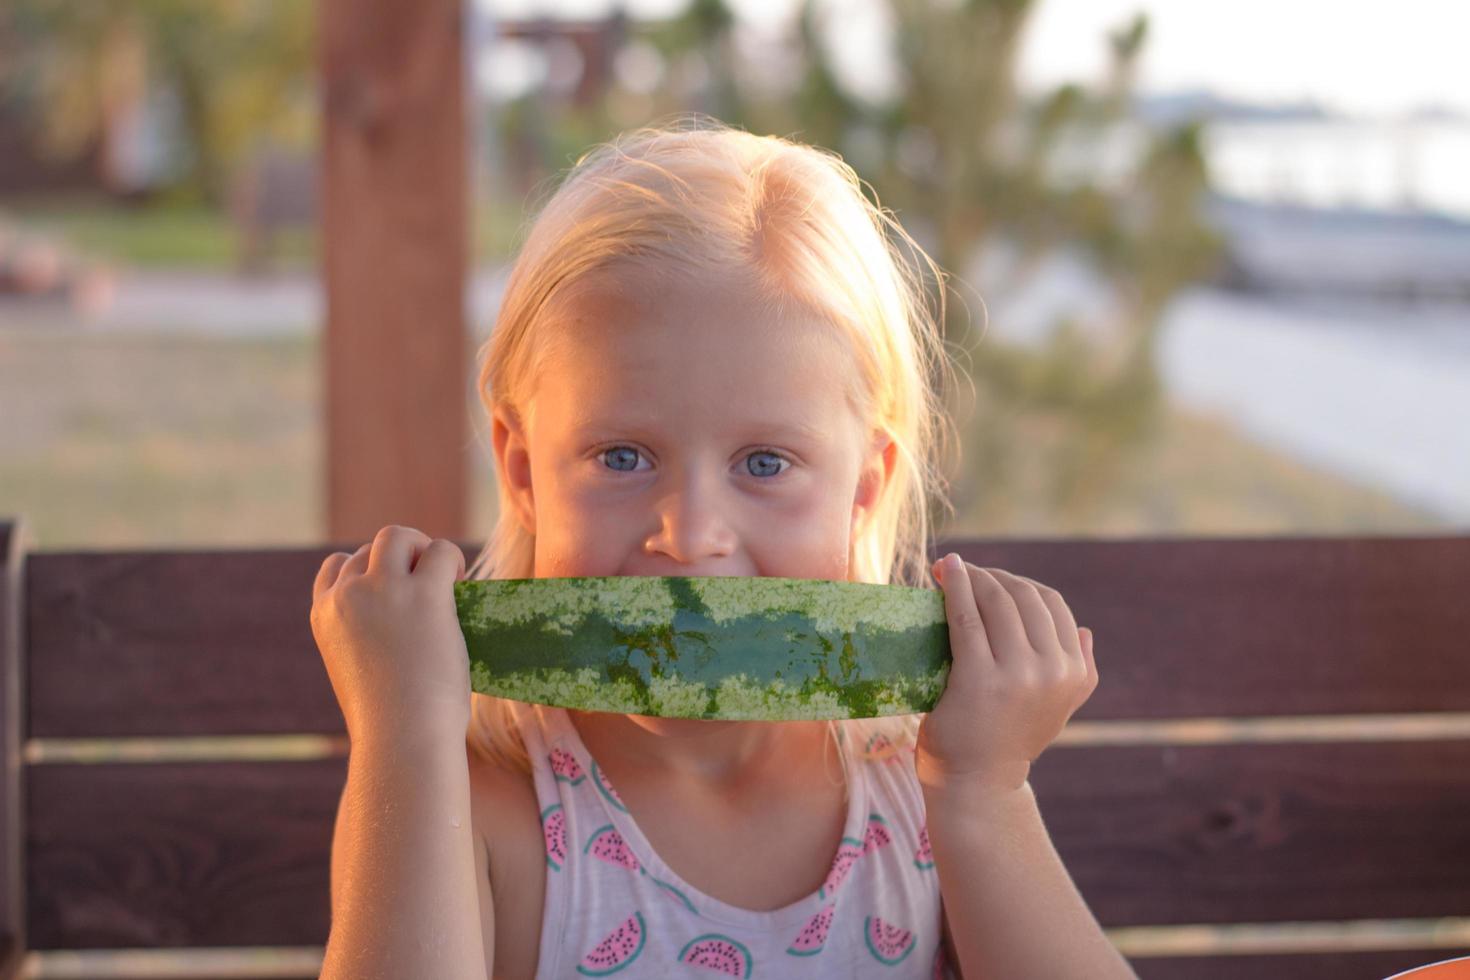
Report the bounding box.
[5,198,291,269]
[0,328,1447,552]
[3,194,531,270]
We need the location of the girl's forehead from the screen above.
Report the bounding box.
[528,268,869,435]
[549,261,822,333]
[544,273,858,379]
[532,334,864,447]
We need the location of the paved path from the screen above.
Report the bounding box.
[0,268,511,340]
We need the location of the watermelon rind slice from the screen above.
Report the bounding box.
[457,575,951,721]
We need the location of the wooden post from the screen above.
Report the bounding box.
[319,0,469,543]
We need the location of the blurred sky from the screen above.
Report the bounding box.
[475,0,1470,119]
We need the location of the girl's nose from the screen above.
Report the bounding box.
[642,473,737,565]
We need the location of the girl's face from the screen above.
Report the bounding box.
[492,269,895,584]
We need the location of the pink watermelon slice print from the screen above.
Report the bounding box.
[864,915,915,965]
[914,824,934,870]
[863,812,893,854]
[591,758,629,813]
[865,731,902,762]
[858,731,905,764]
[786,903,836,956]
[677,933,753,976]
[576,911,646,976]
[585,823,640,872]
[542,803,568,872]
[552,746,587,785]
[819,837,866,899]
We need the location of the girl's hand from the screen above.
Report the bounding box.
[915,553,1098,799]
[309,524,471,747]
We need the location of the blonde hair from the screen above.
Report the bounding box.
[463,115,963,795]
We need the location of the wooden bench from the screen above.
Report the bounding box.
[2,516,1467,979]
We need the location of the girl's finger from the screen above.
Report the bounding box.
[367,525,431,577]
[414,538,466,584]
[934,554,996,666]
[313,552,350,599]
[340,541,372,578]
[963,564,1030,667]
[1002,570,1082,659]
[982,567,1062,657]
[1072,628,1099,712]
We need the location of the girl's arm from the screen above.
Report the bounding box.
[925,779,1138,980]
[320,727,489,980]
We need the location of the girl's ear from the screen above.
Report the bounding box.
[851,430,897,536]
[491,405,537,536]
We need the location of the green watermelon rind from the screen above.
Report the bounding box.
[457,575,951,721]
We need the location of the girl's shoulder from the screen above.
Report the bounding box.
[467,746,547,977]
[468,745,544,871]
[465,701,544,856]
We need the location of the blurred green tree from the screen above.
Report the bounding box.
[740,1,1222,533]
[3,0,313,204]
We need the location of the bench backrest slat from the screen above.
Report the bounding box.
[27,548,351,738]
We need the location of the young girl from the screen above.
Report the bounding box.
[310,117,1136,979]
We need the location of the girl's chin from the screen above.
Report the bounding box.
[621,714,824,736]
[624,714,739,733]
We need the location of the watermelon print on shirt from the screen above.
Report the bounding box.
[511,700,953,978]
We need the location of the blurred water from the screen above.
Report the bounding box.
[1157,288,1470,523]
[1206,119,1470,220]
[1050,118,1470,223]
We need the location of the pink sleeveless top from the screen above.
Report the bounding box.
[508,700,952,978]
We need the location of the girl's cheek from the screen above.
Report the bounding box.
[764,511,855,582]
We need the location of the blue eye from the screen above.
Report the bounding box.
[745,450,788,478]
[597,446,790,478]
[602,446,642,472]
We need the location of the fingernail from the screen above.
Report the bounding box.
[946,552,962,570]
